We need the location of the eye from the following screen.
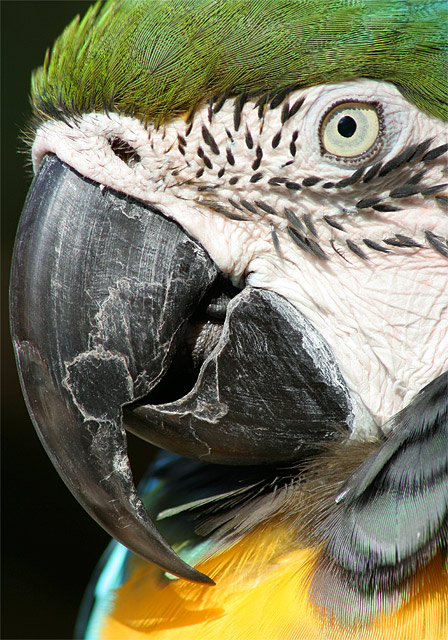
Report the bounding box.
[320,101,383,160]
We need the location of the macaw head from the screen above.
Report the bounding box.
[10,0,447,586]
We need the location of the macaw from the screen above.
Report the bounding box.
[10,0,448,638]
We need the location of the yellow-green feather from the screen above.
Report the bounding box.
[31,0,448,127]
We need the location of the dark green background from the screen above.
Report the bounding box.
[1,3,155,637]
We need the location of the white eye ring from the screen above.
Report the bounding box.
[320,101,383,160]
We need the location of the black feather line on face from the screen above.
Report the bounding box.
[226,147,235,166]
[213,89,229,115]
[201,124,220,155]
[240,199,259,215]
[251,145,263,170]
[255,93,269,119]
[288,226,312,253]
[245,126,254,150]
[405,169,427,185]
[287,227,328,260]
[346,239,368,260]
[225,127,234,142]
[281,101,290,125]
[270,223,282,254]
[324,215,345,232]
[272,129,282,148]
[254,199,278,216]
[228,198,244,211]
[407,137,433,162]
[270,86,291,110]
[284,207,305,232]
[302,176,322,187]
[383,235,423,248]
[288,98,305,120]
[284,180,301,191]
[389,184,422,198]
[362,239,390,253]
[420,183,448,196]
[362,162,382,183]
[233,92,247,132]
[422,143,448,162]
[197,184,220,192]
[372,203,401,212]
[425,230,448,257]
[379,144,424,176]
[306,237,328,260]
[217,208,249,221]
[268,176,288,186]
[208,97,214,124]
[203,154,213,170]
[334,167,364,188]
[303,213,317,237]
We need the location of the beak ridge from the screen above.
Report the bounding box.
[10,154,217,583]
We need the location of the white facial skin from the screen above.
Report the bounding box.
[32,79,448,437]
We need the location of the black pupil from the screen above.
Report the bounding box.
[337,115,357,138]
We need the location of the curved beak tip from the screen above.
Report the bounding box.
[11,153,354,584]
[10,154,218,583]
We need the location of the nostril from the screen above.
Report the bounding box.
[109,137,141,167]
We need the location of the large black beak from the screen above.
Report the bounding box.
[10,154,353,582]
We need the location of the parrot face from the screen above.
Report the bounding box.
[9,0,448,632]
[31,78,448,431]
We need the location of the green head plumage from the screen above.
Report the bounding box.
[31,0,448,128]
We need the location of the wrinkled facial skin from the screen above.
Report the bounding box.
[32,79,448,436]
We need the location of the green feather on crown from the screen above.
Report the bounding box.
[31,0,448,127]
